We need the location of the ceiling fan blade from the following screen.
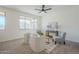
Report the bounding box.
[35,9,41,11]
[44,11,47,13]
[45,8,52,11]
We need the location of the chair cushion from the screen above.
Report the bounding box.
[59,32,64,37]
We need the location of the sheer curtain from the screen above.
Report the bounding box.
[19,16,37,33]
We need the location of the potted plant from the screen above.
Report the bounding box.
[37,30,43,36]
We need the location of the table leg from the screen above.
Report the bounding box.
[46,38,50,44]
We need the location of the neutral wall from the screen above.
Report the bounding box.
[42,5,79,43]
[0,6,42,42]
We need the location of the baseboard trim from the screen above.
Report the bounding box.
[0,37,24,43]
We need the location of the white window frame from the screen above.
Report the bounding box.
[19,16,37,31]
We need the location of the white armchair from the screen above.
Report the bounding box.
[29,33,45,52]
[54,32,66,44]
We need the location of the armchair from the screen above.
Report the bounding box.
[54,32,66,44]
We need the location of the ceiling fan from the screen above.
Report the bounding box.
[35,5,52,13]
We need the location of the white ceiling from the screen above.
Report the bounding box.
[2,5,79,16]
[2,5,55,16]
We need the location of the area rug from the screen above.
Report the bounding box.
[44,42,57,53]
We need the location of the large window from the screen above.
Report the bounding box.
[19,16,37,30]
[0,12,5,30]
